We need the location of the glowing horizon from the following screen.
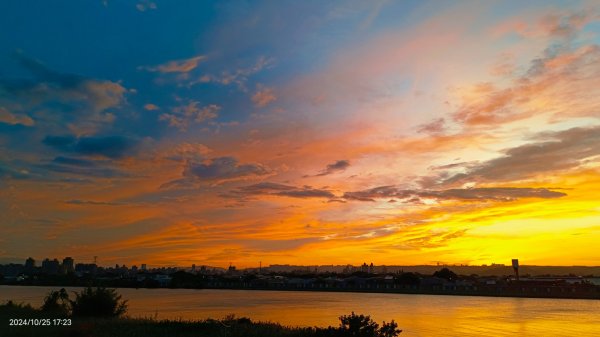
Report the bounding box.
[1,0,599,268]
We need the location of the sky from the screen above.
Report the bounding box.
[1,0,600,268]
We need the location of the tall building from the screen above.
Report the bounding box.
[25,257,36,269]
[141,263,147,271]
[62,257,74,273]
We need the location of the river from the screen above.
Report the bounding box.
[1,286,598,336]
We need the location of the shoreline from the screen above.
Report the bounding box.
[3,283,599,301]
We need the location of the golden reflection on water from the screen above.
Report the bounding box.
[2,286,599,336]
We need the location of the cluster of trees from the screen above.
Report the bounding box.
[41,287,128,318]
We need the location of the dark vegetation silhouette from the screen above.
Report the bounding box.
[337,312,401,337]
[433,267,458,281]
[2,288,402,337]
[41,288,70,315]
[70,287,128,318]
[41,287,128,318]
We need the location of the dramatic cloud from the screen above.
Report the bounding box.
[43,135,139,159]
[234,182,335,199]
[159,102,220,131]
[184,157,271,182]
[2,53,126,114]
[443,126,600,184]
[315,160,351,176]
[252,86,276,107]
[0,107,34,126]
[453,43,600,126]
[3,2,600,267]
[343,186,566,202]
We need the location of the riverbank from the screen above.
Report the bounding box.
[4,281,600,300]
[0,301,400,337]
[3,286,599,336]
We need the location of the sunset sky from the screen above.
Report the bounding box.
[1,0,600,268]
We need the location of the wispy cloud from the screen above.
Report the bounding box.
[191,56,274,90]
[159,102,220,131]
[143,103,159,111]
[314,160,350,176]
[252,86,276,107]
[136,0,157,12]
[0,107,34,126]
[230,182,335,199]
[141,55,206,74]
[343,186,566,203]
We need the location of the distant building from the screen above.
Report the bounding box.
[42,258,60,274]
[75,263,97,275]
[369,262,374,274]
[141,264,147,271]
[192,264,196,272]
[25,257,36,270]
[62,257,74,273]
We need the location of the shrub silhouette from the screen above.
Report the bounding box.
[378,320,402,337]
[41,288,70,315]
[337,312,401,337]
[70,287,128,318]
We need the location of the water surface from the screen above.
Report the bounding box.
[1,286,598,336]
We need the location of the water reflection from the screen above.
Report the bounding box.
[1,286,598,336]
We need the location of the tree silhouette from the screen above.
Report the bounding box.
[379,320,402,337]
[41,288,70,315]
[433,268,457,281]
[70,287,128,318]
[337,312,402,337]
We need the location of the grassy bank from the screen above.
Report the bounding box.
[1,299,401,337]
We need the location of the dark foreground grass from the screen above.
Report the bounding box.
[1,303,400,337]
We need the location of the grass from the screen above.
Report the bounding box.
[1,287,401,337]
[0,303,400,337]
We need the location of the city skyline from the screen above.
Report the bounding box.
[1,1,600,268]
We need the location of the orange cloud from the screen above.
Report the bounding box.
[0,107,34,126]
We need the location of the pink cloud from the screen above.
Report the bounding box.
[252,87,277,107]
[142,55,206,73]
